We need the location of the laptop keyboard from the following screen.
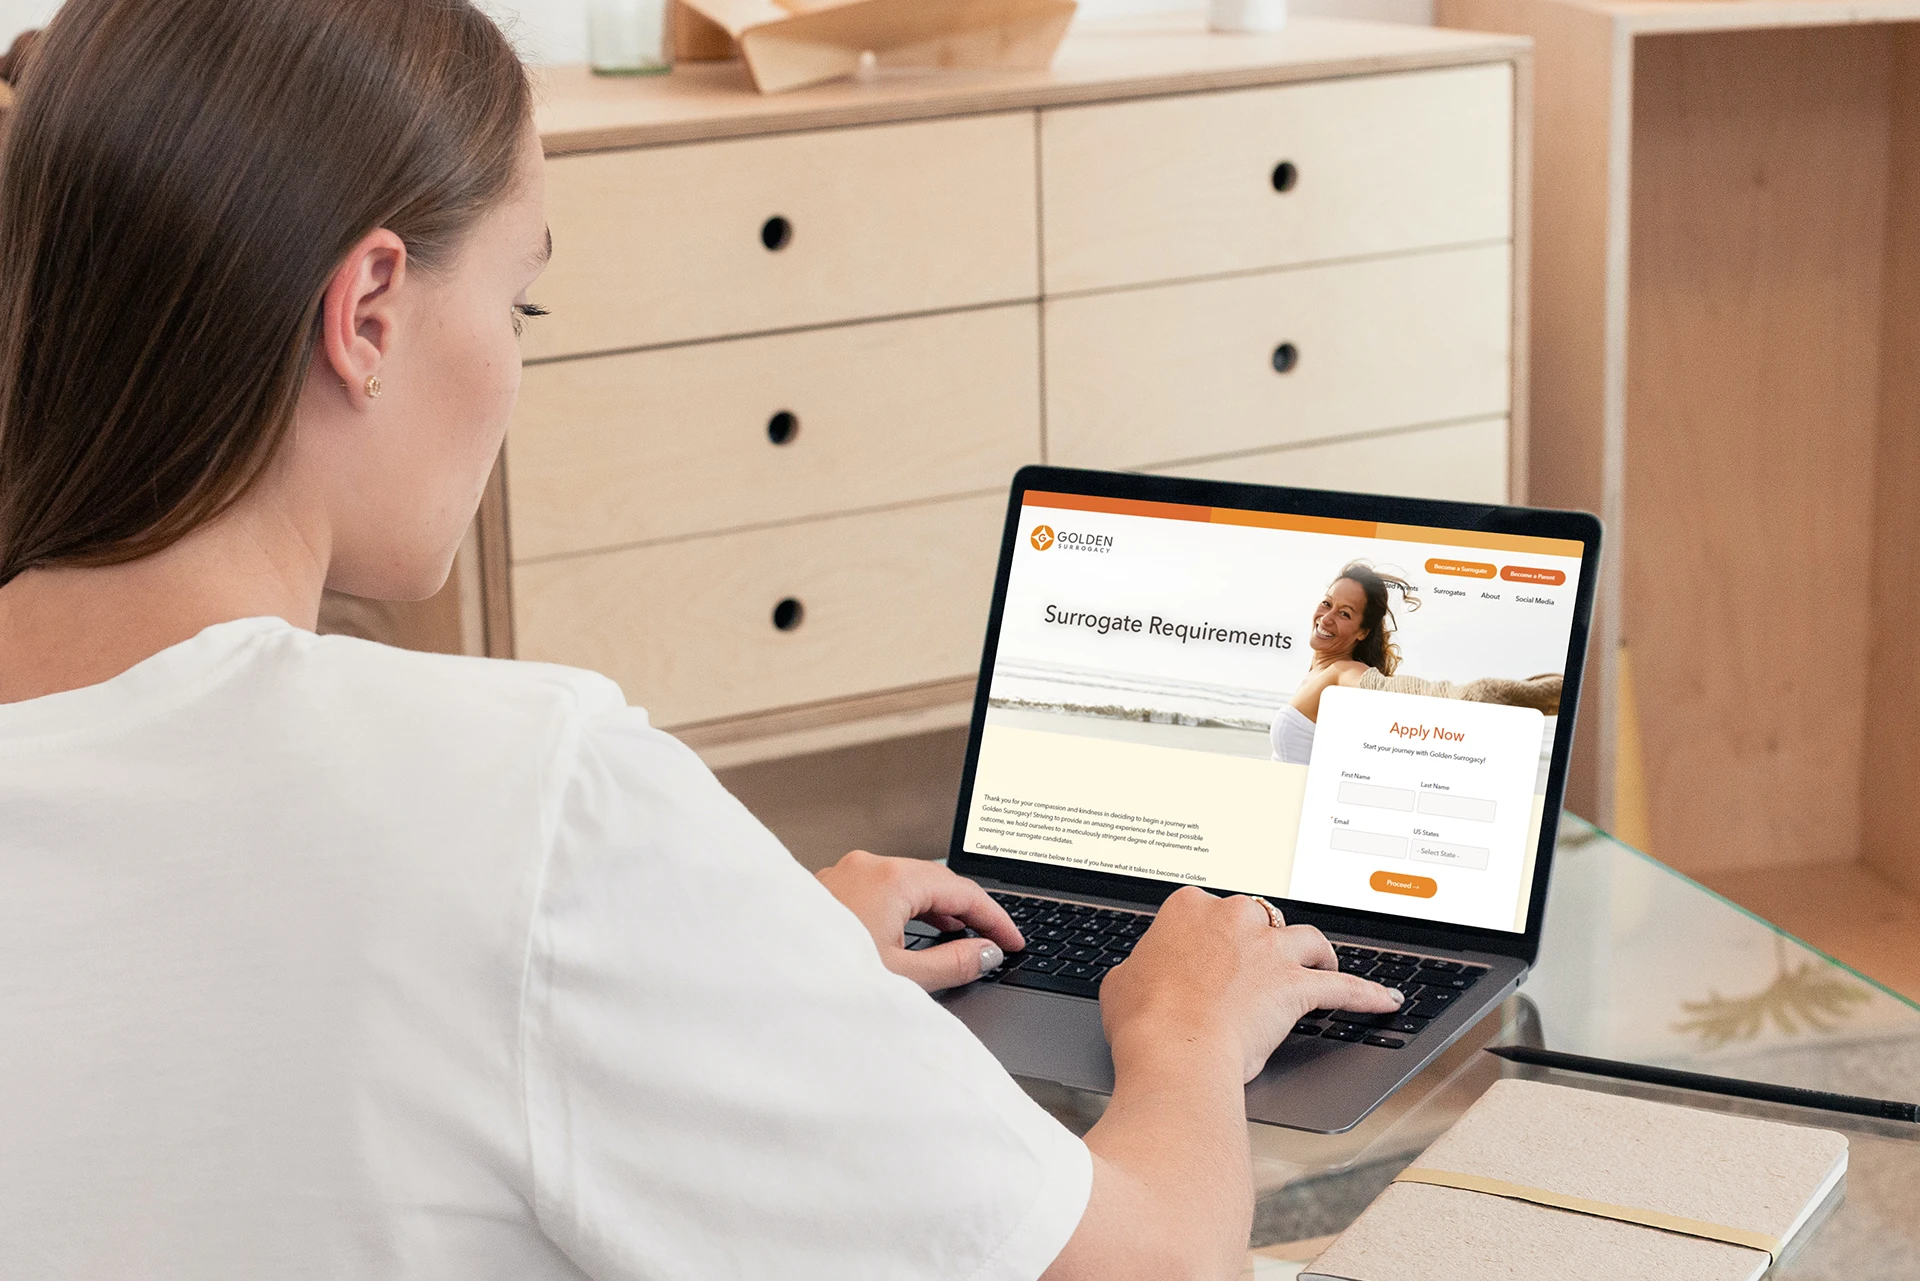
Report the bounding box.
[916,890,1488,1051]
[1305,945,1490,1049]
[985,890,1152,997]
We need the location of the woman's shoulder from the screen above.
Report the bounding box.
[258,624,643,752]
[308,626,617,698]
[1297,661,1365,691]
[250,625,726,842]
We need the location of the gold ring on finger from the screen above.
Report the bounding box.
[1251,896,1284,929]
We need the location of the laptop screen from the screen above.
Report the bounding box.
[960,489,1588,935]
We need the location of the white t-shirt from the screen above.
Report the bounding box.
[0,618,1090,1280]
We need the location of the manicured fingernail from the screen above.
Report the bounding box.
[1386,988,1406,1007]
[978,942,1005,976]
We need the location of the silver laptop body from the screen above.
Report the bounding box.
[934,466,1601,1133]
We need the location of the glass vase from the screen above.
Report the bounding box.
[589,0,673,76]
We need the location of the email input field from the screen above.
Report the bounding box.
[1337,781,1416,812]
[1329,827,1410,859]
[1416,791,1497,822]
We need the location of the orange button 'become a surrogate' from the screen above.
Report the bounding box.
[1426,557,1496,579]
[1371,870,1438,898]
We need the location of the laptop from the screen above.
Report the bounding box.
[925,464,1602,1133]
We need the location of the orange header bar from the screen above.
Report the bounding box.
[1209,507,1378,540]
[1379,524,1585,559]
[1024,491,1371,537]
[1022,491,1209,523]
[1020,493,1585,559]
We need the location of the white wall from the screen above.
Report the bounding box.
[2,0,1431,61]
[0,0,58,44]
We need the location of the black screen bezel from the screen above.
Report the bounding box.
[946,464,1603,966]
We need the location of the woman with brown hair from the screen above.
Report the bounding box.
[0,2,1399,1278]
[1270,562,1419,765]
[1268,564,1559,766]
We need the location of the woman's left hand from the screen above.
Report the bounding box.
[817,850,1026,992]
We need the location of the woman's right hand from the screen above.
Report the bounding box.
[1044,890,1405,1281]
[1098,887,1405,1082]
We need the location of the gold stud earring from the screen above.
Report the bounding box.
[364,375,383,399]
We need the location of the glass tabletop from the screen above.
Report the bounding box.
[1023,815,1920,1277]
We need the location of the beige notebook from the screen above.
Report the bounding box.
[1305,1078,1848,1281]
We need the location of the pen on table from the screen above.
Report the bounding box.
[1485,1044,1920,1123]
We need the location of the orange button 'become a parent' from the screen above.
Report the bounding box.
[1426,557,1495,579]
[1371,870,1438,898]
[1501,565,1567,586]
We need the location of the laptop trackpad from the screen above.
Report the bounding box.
[945,984,1117,1094]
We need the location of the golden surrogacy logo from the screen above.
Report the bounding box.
[1030,521,1116,554]
[1021,522,1113,556]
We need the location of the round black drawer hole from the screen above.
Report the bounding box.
[761,215,793,252]
[1271,161,1299,193]
[772,597,806,631]
[767,410,799,445]
[1271,342,1300,374]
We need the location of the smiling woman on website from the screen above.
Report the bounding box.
[1270,562,1419,765]
[0,2,1402,1278]
[1269,563,1568,767]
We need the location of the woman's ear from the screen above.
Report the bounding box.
[318,228,408,405]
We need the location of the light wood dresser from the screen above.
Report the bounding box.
[1439,0,1920,899]
[390,17,1532,768]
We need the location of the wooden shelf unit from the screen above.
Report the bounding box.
[1438,0,1920,894]
[335,17,1533,771]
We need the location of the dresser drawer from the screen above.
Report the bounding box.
[1044,243,1511,469]
[507,306,1040,560]
[524,113,1039,359]
[1151,417,1510,504]
[1040,64,1512,294]
[512,494,1006,727]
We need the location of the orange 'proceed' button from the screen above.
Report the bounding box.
[1501,565,1567,586]
[1426,557,1496,579]
[1371,870,1438,898]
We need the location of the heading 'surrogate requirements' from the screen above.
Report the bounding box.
[1042,603,1294,650]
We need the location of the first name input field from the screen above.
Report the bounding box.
[1336,781,1415,811]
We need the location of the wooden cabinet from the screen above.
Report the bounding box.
[507,305,1042,557]
[412,17,1532,767]
[1151,416,1511,504]
[1440,0,1920,898]
[514,493,1007,727]
[1045,244,1513,469]
[523,112,1040,358]
[1039,63,1516,293]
